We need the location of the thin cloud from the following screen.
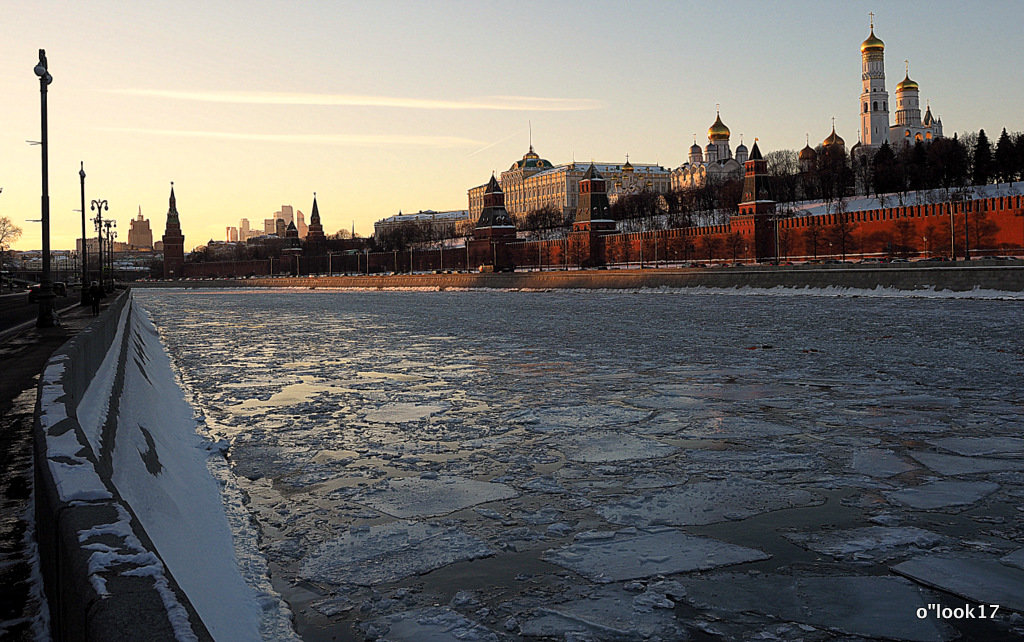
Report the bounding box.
[110,89,602,112]
[99,127,482,147]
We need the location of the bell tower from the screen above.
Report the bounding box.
[859,13,890,149]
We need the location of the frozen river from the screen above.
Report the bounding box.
[134,288,1024,641]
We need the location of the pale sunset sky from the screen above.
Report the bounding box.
[3,1,1023,250]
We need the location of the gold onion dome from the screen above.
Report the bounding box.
[897,74,919,92]
[708,112,730,141]
[799,144,817,160]
[861,29,884,53]
[823,126,845,148]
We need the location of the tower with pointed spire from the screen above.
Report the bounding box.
[306,192,326,243]
[736,139,777,262]
[161,182,185,278]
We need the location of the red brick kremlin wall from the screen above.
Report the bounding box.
[179,194,1023,277]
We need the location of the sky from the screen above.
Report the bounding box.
[3,1,1023,251]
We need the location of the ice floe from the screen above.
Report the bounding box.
[894,554,1024,613]
[362,606,498,641]
[680,573,954,641]
[597,478,820,526]
[352,476,518,518]
[885,480,999,510]
[542,527,768,582]
[299,522,493,586]
[519,585,686,640]
[555,431,676,463]
[909,450,1024,475]
[784,526,947,562]
[850,448,918,478]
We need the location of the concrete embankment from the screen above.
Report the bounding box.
[133,260,1024,292]
[33,292,213,641]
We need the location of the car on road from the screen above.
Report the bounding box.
[27,281,67,302]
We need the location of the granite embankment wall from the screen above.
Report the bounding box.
[33,292,211,641]
[140,261,1024,292]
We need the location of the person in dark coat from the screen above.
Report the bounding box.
[88,281,103,315]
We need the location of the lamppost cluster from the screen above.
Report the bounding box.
[91,199,109,290]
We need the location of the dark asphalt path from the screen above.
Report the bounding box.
[0,293,117,639]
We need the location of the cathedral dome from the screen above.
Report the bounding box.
[823,126,845,148]
[708,112,730,141]
[861,30,884,53]
[896,74,919,93]
[799,144,817,161]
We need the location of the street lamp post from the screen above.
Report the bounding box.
[91,198,108,289]
[105,224,117,288]
[34,49,57,328]
[79,162,88,305]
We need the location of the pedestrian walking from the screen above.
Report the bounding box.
[88,281,103,315]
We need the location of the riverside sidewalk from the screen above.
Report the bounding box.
[0,296,115,640]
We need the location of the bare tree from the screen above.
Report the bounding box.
[0,216,23,290]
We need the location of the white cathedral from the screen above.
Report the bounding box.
[856,14,942,156]
[670,109,747,192]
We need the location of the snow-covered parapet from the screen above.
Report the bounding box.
[33,292,210,641]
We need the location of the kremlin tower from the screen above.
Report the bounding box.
[161,183,185,279]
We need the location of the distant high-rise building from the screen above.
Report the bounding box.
[264,218,276,235]
[276,205,294,225]
[296,211,308,239]
[226,226,239,242]
[127,207,154,249]
[239,218,252,240]
[275,218,286,237]
[162,183,185,279]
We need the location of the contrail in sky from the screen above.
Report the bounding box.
[468,128,528,157]
[110,90,602,112]
[99,127,482,147]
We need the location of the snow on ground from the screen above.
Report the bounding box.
[99,295,296,641]
[133,288,1024,640]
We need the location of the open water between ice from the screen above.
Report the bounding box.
[135,288,1024,641]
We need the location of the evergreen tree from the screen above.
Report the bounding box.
[972,129,994,185]
[871,141,901,195]
[927,135,968,192]
[994,128,1016,183]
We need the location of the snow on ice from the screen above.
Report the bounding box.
[542,527,769,582]
[597,477,820,526]
[351,476,517,518]
[299,522,493,586]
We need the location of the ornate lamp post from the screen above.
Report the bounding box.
[79,162,88,304]
[91,199,108,288]
[103,220,116,290]
[34,49,57,327]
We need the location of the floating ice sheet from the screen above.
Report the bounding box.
[680,573,953,642]
[541,527,768,582]
[299,522,493,586]
[597,478,819,527]
[894,554,1024,613]
[909,451,1024,476]
[885,480,999,510]
[556,432,676,463]
[520,585,686,640]
[363,402,446,423]
[362,606,498,642]
[850,448,918,478]
[784,526,946,562]
[352,476,518,518]
[927,437,1024,457]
